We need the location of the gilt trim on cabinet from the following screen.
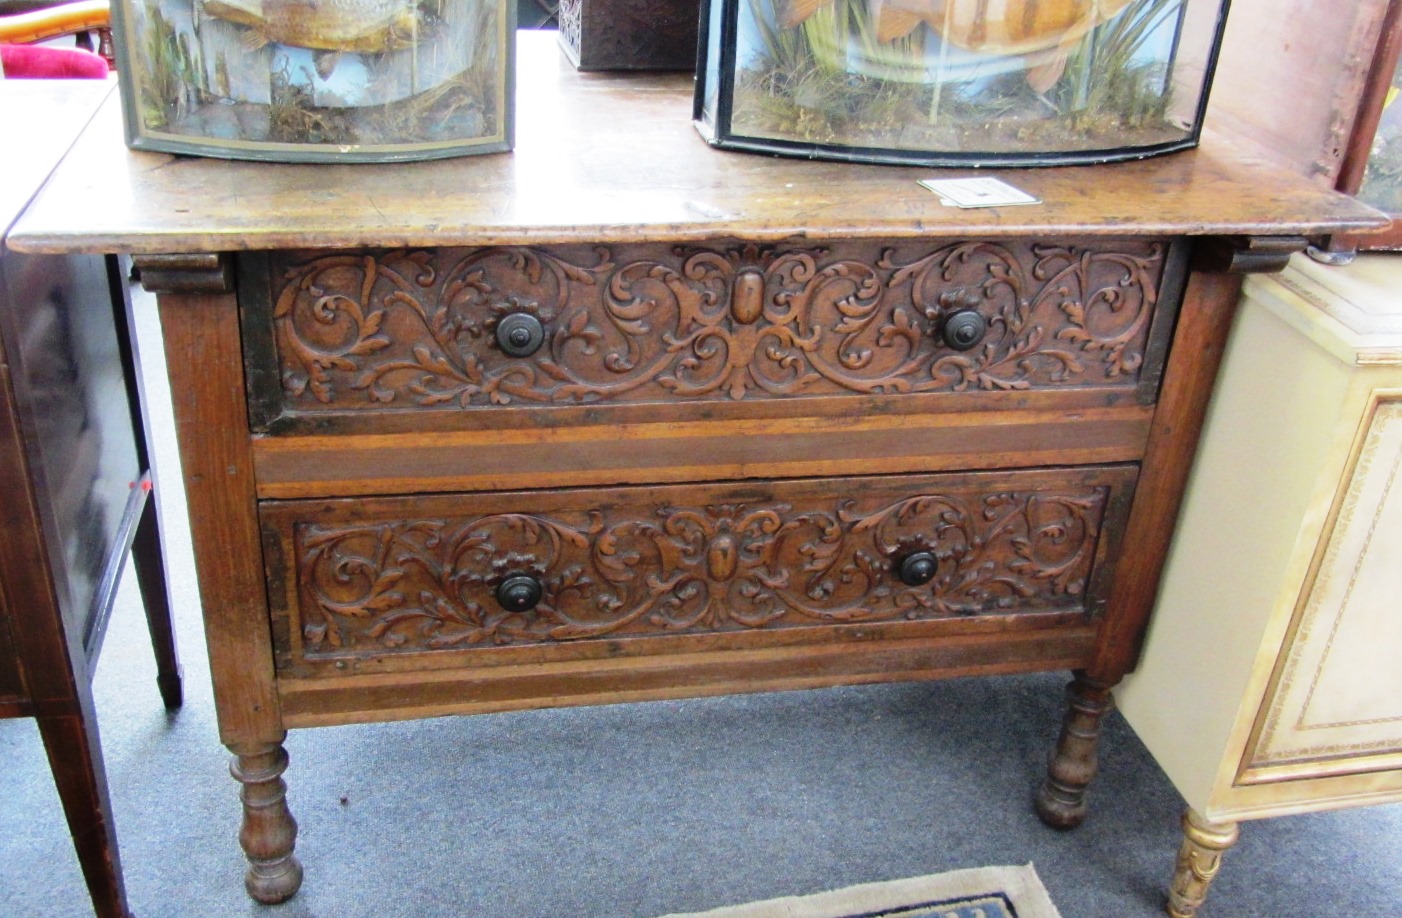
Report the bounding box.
[1238,391,1402,783]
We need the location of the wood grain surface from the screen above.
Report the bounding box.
[155,278,283,747]
[0,81,113,234]
[6,33,1387,256]
[275,625,1100,727]
[248,405,1154,498]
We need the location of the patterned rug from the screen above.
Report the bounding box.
[659,865,1063,918]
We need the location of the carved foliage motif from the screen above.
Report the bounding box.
[288,480,1111,656]
[269,239,1166,412]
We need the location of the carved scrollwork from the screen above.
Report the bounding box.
[288,479,1111,657]
[267,239,1166,413]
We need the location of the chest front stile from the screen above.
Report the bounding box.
[142,253,301,904]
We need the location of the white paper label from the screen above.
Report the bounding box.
[919,177,1040,209]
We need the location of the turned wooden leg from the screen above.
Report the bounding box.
[229,739,303,904]
[1035,671,1114,829]
[1168,809,1239,917]
[129,474,183,710]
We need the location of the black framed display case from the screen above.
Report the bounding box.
[111,0,515,162]
[694,0,1232,167]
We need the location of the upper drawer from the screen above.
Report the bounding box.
[242,237,1184,434]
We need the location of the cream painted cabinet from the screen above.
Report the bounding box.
[1116,254,1402,917]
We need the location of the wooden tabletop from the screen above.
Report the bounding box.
[0,80,113,240]
[7,32,1387,255]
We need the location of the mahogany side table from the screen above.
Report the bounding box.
[0,80,183,918]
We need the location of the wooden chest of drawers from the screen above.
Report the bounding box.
[7,32,1386,908]
[235,231,1172,744]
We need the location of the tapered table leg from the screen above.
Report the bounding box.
[230,739,303,904]
[1168,809,1239,918]
[36,710,129,918]
[129,473,183,710]
[1035,671,1114,828]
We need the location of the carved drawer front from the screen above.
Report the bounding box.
[262,467,1137,676]
[244,238,1181,433]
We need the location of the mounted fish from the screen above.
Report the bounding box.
[194,0,424,77]
[857,0,1137,90]
[111,0,515,161]
[695,0,1232,166]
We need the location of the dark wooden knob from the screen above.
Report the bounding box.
[495,574,543,612]
[942,310,987,351]
[496,313,544,358]
[897,551,938,587]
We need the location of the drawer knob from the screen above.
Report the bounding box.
[897,551,938,587]
[941,310,987,352]
[495,574,544,612]
[496,313,545,358]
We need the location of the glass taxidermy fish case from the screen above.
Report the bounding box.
[695,0,1231,166]
[111,0,513,161]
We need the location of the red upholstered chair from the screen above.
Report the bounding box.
[0,0,112,78]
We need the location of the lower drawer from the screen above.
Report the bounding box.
[262,466,1136,680]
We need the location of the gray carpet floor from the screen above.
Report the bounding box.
[2,290,1399,918]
